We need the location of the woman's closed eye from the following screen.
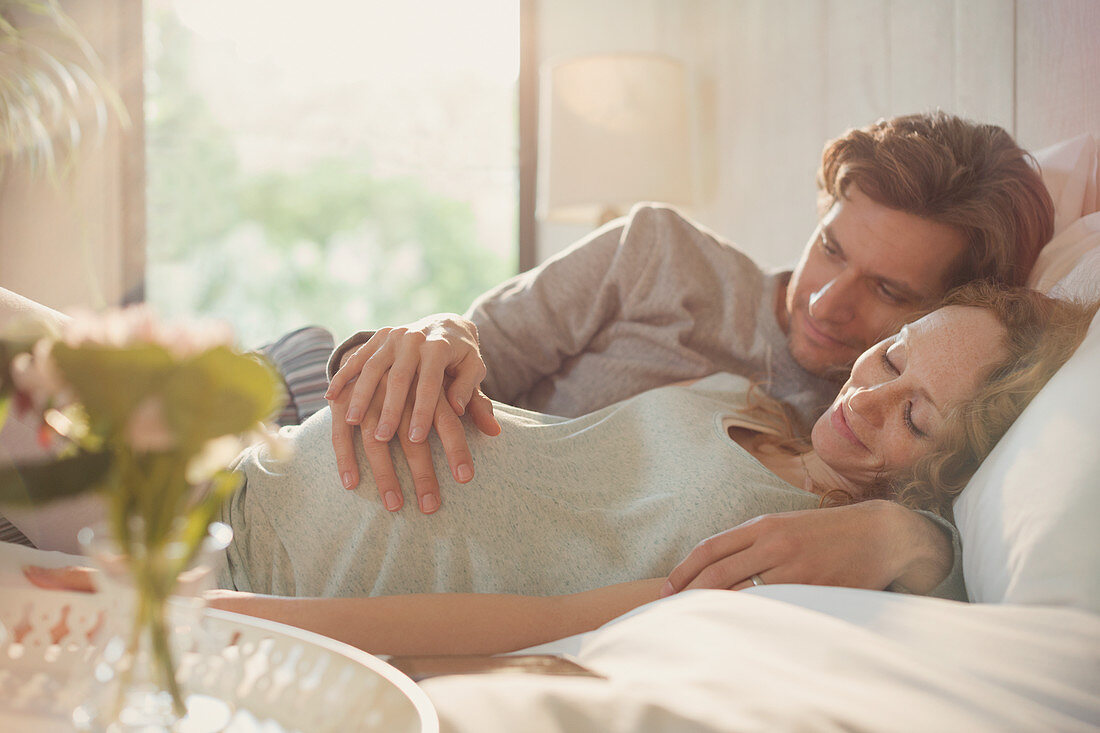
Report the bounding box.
[880,345,929,439]
[879,344,899,375]
[819,230,841,258]
[876,282,906,305]
[903,403,927,439]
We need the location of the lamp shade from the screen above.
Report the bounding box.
[537,53,693,223]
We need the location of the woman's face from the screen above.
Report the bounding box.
[811,305,1008,488]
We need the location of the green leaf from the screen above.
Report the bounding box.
[0,450,111,505]
[159,348,283,449]
[130,450,191,548]
[51,342,177,438]
[168,469,241,578]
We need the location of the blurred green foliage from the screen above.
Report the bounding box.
[144,4,513,346]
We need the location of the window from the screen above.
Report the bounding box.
[144,0,519,345]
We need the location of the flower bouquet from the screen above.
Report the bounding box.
[0,306,283,728]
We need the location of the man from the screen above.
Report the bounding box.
[324,112,1054,599]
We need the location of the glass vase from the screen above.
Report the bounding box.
[72,520,233,733]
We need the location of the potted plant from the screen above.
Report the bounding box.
[0,0,128,178]
[0,306,284,729]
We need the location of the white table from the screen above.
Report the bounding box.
[0,587,438,732]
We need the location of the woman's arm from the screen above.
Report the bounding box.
[662,501,958,598]
[206,579,664,656]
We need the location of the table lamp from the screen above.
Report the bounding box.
[537,53,694,226]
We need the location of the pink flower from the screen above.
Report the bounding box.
[9,339,73,411]
[61,306,235,359]
[185,435,244,483]
[124,396,176,452]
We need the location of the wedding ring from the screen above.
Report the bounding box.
[750,574,766,587]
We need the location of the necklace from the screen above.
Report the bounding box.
[798,451,816,494]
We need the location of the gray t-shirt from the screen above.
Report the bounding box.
[220,373,821,597]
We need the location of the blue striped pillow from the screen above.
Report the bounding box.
[256,325,336,426]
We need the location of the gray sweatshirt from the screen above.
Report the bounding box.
[332,204,838,429]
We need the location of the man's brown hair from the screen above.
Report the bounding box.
[818,112,1054,287]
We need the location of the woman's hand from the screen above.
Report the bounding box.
[660,501,952,595]
[326,315,501,507]
[23,564,98,592]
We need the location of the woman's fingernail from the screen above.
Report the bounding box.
[409,426,425,442]
[342,472,354,489]
[659,581,675,598]
[457,464,473,482]
[420,494,439,513]
[345,408,361,423]
[384,491,402,511]
[374,423,392,440]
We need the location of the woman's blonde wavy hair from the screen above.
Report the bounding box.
[885,282,1097,517]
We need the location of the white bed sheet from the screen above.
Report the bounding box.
[425,587,1100,732]
[4,544,1098,731]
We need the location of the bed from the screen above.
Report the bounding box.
[414,133,1100,731]
[2,134,1099,731]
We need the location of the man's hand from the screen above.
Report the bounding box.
[326,314,497,444]
[660,500,953,597]
[329,370,500,513]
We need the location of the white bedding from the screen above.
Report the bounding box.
[3,544,1099,732]
[425,587,1100,732]
[5,160,1100,730]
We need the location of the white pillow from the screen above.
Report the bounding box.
[954,302,1100,611]
[954,136,1100,611]
[1030,133,1099,238]
[1028,211,1100,297]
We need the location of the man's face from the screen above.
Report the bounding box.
[780,184,968,380]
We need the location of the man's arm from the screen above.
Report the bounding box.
[325,215,630,408]
[899,509,964,599]
[662,501,965,601]
[322,212,635,502]
[325,203,750,505]
[462,217,628,404]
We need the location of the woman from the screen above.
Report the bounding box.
[27,283,1097,657]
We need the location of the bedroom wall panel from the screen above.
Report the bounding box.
[1015,0,1100,149]
[691,0,1013,269]
[889,0,956,114]
[703,0,829,266]
[822,0,891,137]
[954,0,1015,130]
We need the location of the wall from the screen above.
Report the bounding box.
[2,1,1097,306]
[536,0,1100,269]
[0,0,144,312]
